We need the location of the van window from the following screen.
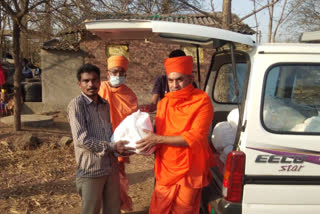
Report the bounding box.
[213,63,246,103]
[262,64,320,133]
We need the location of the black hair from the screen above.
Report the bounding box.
[169,49,186,58]
[77,63,100,81]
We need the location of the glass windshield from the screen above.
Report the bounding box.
[262,64,320,133]
[213,63,246,103]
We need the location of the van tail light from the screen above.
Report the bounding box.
[222,151,245,203]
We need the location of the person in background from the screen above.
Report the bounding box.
[0,62,8,116]
[0,87,7,116]
[34,67,42,78]
[0,83,15,116]
[136,55,215,214]
[21,58,33,79]
[98,55,138,211]
[141,49,197,112]
[0,61,6,87]
[68,63,133,214]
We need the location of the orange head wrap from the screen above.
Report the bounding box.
[164,56,193,76]
[107,56,129,72]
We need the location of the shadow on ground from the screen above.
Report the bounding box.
[127,169,154,185]
[124,208,149,214]
[0,178,76,200]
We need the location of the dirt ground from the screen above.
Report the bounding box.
[0,112,155,214]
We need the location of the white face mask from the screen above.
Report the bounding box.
[109,75,125,87]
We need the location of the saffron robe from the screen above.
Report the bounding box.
[98,81,138,131]
[149,183,201,214]
[154,83,215,188]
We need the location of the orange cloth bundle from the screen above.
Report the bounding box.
[155,84,215,188]
[107,56,129,72]
[164,56,193,75]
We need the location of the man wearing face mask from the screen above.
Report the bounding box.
[98,55,138,211]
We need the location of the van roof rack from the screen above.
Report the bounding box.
[300,31,320,43]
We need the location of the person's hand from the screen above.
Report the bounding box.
[149,103,157,112]
[139,103,157,112]
[139,104,151,112]
[120,150,135,157]
[115,140,135,156]
[136,129,160,153]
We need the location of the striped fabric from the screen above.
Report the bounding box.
[67,92,118,178]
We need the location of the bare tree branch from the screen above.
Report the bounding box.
[12,0,20,13]
[27,0,49,14]
[272,0,287,42]
[24,0,31,14]
[0,1,16,16]
[177,0,211,16]
[267,0,274,42]
[252,0,260,43]
[177,0,221,24]
[231,0,280,26]
[210,0,215,12]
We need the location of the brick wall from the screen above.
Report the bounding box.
[81,32,215,105]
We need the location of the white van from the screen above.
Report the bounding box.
[85,20,320,214]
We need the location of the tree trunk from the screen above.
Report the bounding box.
[210,0,215,12]
[12,20,22,131]
[272,0,288,42]
[253,0,260,43]
[267,0,274,43]
[0,6,2,60]
[20,16,29,60]
[44,0,53,41]
[0,7,6,59]
[222,0,232,29]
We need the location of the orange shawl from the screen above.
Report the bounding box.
[155,83,215,188]
[98,81,138,131]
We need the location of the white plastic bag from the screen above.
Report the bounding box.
[111,110,155,155]
[227,108,239,129]
[220,144,233,163]
[304,116,320,132]
[211,108,238,163]
[291,116,320,132]
[212,122,236,153]
[263,96,306,131]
